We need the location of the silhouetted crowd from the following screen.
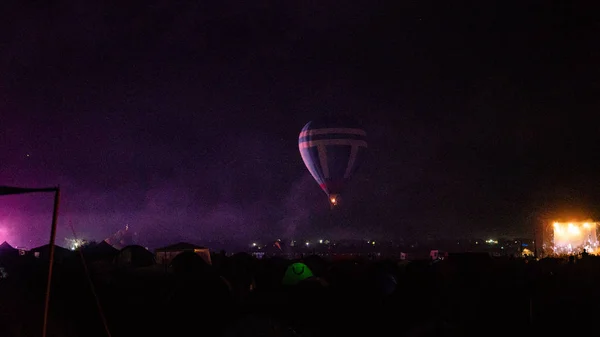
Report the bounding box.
[1,250,599,337]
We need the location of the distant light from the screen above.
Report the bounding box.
[252,243,257,247]
[319,239,323,244]
[501,246,504,249]
[305,241,310,246]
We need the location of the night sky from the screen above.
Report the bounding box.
[1,1,599,248]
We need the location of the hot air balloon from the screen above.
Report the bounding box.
[298,119,367,207]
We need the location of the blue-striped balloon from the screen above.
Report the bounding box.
[298,119,367,206]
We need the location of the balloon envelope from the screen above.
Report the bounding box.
[298,119,367,202]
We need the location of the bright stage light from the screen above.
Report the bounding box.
[552,221,599,255]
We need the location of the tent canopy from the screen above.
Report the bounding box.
[155,242,206,252]
[282,262,314,286]
[115,245,155,268]
[0,241,17,252]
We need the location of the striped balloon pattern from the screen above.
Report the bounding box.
[298,120,367,205]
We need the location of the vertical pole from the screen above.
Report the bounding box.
[328,206,334,258]
[534,225,538,258]
[164,251,168,273]
[42,187,60,337]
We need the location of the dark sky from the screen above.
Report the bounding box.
[1,1,599,247]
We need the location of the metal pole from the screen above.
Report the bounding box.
[42,187,60,337]
[534,225,538,258]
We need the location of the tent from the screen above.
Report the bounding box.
[155,242,211,265]
[81,240,119,261]
[170,251,212,275]
[114,245,155,268]
[282,262,314,286]
[521,248,533,257]
[0,241,18,257]
[30,244,72,262]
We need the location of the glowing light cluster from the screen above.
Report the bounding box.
[552,221,599,255]
[66,238,87,251]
